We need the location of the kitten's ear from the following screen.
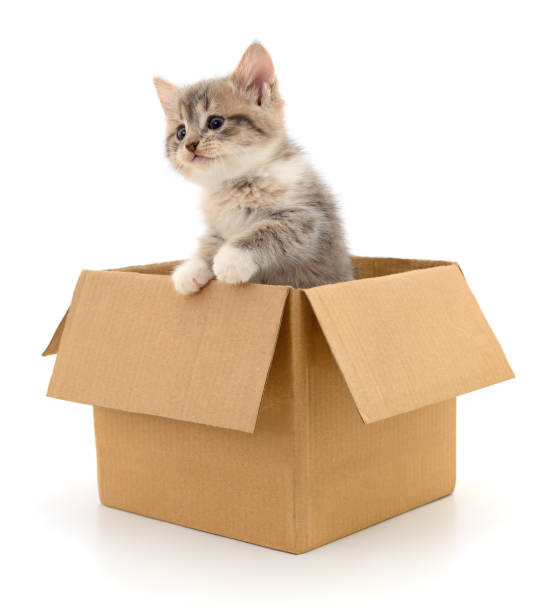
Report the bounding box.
[231,42,276,105]
[153,77,181,118]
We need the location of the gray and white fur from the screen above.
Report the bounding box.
[154,42,354,294]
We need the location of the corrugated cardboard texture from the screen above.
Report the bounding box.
[42,261,182,356]
[48,270,289,432]
[94,295,298,551]
[46,257,513,429]
[93,292,456,553]
[44,256,512,553]
[42,256,448,356]
[94,405,296,551]
[303,299,456,548]
[305,264,514,424]
[351,255,452,279]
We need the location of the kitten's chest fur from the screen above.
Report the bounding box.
[198,155,354,288]
[200,162,299,239]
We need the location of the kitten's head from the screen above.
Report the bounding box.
[154,42,285,187]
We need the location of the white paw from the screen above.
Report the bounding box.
[212,245,259,285]
[172,258,214,295]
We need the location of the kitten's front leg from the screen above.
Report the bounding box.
[213,244,260,284]
[172,232,223,295]
[172,259,213,295]
[213,211,317,285]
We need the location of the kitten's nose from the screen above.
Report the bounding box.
[186,141,199,153]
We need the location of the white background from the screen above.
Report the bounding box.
[2,1,549,609]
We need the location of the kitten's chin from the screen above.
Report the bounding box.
[176,140,284,187]
[177,158,225,186]
[190,154,216,165]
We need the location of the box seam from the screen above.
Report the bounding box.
[291,291,311,553]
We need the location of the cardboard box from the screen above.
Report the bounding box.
[44,256,513,553]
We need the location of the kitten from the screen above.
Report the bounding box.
[154,42,354,294]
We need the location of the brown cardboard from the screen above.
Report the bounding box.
[305,264,513,424]
[42,260,182,357]
[47,269,289,432]
[44,256,513,553]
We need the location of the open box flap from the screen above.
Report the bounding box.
[305,264,514,424]
[43,261,183,356]
[46,269,289,433]
[42,261,185,357]
[43,311,68,356]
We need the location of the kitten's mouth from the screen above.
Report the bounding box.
[191,154,214,164]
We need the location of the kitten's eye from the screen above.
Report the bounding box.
[176,125,186,140]
[208,116,225,130]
